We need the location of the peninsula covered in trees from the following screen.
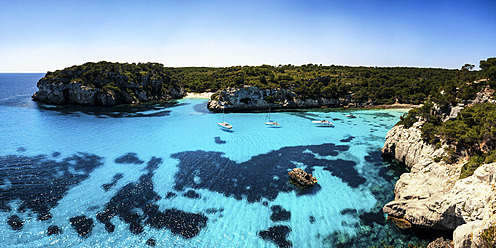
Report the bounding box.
[32,60,485,108]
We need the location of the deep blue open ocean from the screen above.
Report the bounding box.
[0,73,429,247]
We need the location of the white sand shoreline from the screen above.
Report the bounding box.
[184,92,214,99]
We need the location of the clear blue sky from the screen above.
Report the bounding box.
[1,0,495,72]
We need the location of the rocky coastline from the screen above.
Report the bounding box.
[382,121,496,247]
[33,78,185,107]
[207,86,356,112]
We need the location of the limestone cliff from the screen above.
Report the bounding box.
[382,122,496,247]
[32,62,185,106]
[207,86,351,112]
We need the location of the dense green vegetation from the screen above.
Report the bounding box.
[44,61,181,100]
[177,64,478,105]
[397,58,496,178]
[44,61,482,106]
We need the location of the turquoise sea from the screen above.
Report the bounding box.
[0,73,429,247]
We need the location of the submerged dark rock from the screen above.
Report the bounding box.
[183,190,201,199]
[146,238,157,246]
[115,152,144,165]
[309,216,316,224]
[0,153,103,221]
[102,173,124,191]
[258,225,293,248]
[165,192,177,199]
[70,215,94,238]
[171,143,363,203]
[47,225,62,236]
[7,215,24,230]
[97,155,208,239]
[270,205,291,222]
[214,136,227,144]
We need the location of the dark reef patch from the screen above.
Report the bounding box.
[258,225,292,248]
[0,153,103,220]
[171,143,362,203]
[309,216,316,224]
[146,238,157,246]
[270,205,291,222]
[102,173,124,191]
[146,156,163,171]
[114,152,144,165]
[47,225,62,235]
[340,208,358,216]
[359,211,385,227]
[321,159,365,188]
[340,136,355,143]
[205,208,224,214]
[165,192,177,199]
[214,136,227,144]
[70,215,94,238]
[97,155,208,239]
[7,215,24,230]
[145,208,208,238]
[52,152,61,157]
[184,190,201,199]
[17,147,26,152]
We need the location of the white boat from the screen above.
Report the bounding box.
[345,113,357,118]
[218,101,232,129]
[265,107,281,127]
[218,121,233,129]
[312,119,334,127]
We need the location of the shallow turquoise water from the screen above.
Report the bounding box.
[0,74,428,247]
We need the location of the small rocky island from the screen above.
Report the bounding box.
[288,168,317,186]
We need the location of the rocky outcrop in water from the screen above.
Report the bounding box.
[207,86,351,112]
[288,168,317,186]
[382,122,496,248]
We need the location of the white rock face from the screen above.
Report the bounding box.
[207,86,349,112]
[382,122,496,247]
[382,122,446,171]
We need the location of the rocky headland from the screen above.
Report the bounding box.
[32,62,185,106]
[382,110,496,247]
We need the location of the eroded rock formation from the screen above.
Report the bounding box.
[288,168,317,186]
[382,122,496,248]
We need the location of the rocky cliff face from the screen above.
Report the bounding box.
[33,79,185,106]
[207,86,350,112]
[382,122,496,247]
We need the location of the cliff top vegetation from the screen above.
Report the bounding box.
[397,57,496,178]
[42,60,483,106]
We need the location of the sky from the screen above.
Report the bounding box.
[0,0,495,72]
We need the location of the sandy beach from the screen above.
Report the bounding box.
[185,92,214,99]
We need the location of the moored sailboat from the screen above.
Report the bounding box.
[265,107,281,127]
[217,101,232,129]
